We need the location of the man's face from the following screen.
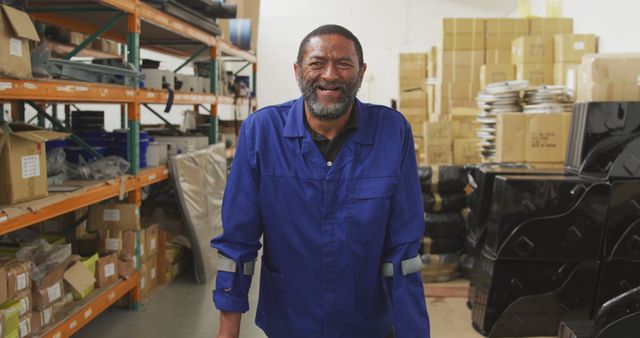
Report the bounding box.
[295,34,366,121]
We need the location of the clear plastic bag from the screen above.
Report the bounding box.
[70,156,130,180]
[46,147,67,176]
[17,240,71,285]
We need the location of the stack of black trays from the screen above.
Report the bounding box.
[418,165,469,282]
[469,102,640,337]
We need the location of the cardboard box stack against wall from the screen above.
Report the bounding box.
[397,52,429,165]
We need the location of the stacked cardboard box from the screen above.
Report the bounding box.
[495,112,572,165]
[553,34,597,87]
[436,19,484,118]
[483,18,526,88]
[449,111,481,165]
[399,53,428,91]
[422,121,452,165]
[398,53,429,164]
[512,36,555,86]
[529,18,573,37]
[576,53,640,102]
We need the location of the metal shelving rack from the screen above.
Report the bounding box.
[0,1,257,336]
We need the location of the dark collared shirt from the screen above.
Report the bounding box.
[304,106,359,162]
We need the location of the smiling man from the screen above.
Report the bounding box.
[212,24,430,338]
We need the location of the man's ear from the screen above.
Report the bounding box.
[359,63,367,81]
[294,62,301,80]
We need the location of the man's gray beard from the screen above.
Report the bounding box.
[297,73,362,121]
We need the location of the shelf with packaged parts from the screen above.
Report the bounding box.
[38,273,140,338]
[0,165,169,236]
[0,79,137,103]
[137,89,217,105]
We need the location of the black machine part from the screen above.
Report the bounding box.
[591,286,640,338]
[175,0,237,18]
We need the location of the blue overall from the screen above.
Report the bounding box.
[212,97,430,338]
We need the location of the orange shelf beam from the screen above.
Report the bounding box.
[41,273,140,338]
[0,80,136,103]
[31,13,126,44]
[0,177,137,235]
[138,165,170,187]
[138,89,217,105]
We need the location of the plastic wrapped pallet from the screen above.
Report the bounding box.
[424,211,466,239]
[418,165,468,193]
[421,236,464,255]
[422,192,468,212]
[421,253,460,283]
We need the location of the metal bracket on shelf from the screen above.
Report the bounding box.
[64,12,125,60]
[142,104,184,135]
[25,101,104,160]
[234,61,252,76]
[198,105,211,114]
[174,45,209,73]
[47,59,142,86]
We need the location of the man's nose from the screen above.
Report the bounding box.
[321,62,339,82]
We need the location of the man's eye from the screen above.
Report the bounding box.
[309,62,323,69]
[337,63,353,69]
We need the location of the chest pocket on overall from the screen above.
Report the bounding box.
[348,177,398,241]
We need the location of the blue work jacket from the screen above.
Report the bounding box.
[212,97,430,338]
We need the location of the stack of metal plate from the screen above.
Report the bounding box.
[475,80,528,162]
[523,85,573,113]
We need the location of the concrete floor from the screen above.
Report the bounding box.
[74,261,552,338]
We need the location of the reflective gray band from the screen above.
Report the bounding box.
[381,255,422,277]
[381,263,394,277]
[401,255,422,276]
[218,255,255,275]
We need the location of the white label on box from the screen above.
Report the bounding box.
[104,263,115,278]
[19,318,29,338]
[43,220,60,232]
[150,238,157,251]
[21,155,40,179]
[84,308,93,319]
[140,244,145,256]
[573,41,585,50]
[48,283,62,301]
[106,238,122,252]
[23,83,37,90]
[9,38,22,57]
[20,297,28,316]
[43,308,52,325]
[151,267,157,280]
[17,273,27,291]
[103,209,121,222]
[141,276,146,290]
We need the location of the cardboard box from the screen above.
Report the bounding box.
[529,18,573,36]
[577,53,640,101]
[399,89,427,108]
[496,113,526,162]
[142,69,175,91]
[96,254,118,288]
[87,203,140,232]
[14,289,31,317]
[5,261,29,300]
[553,62,579,86]
[480,64,516,88]
[422,121,452,146]
[37,212,77,236]
[438,50,484,66]
[18,312,36,338]
[0,5,40,79]
[98,229,137,261]
[486,18,530,34]
[453,138,481,165]
[141,254,158,299]
[33,306,53,329]
[516,63,554,86]
[442,18,484,34]
[399,53,428,78]
[0,265,8,305]
[486,32,528,51]
[486,49,512,65]
[0,124,68,204]
[441,33,485,51]
[145,224,159,259]
[526,112,572,162]
[437,82,480,100]
[554,34,597,62]
[424,144,453,165]
[438,65,481,83]
[91,38,118,54]
[63,261,95,300]
[511,36,554,64]
[449,114,479,139]
[118,258,135,280]
[428,46,438,77]
[68,31,85,45]
[401,108,428,121]
[32,280,63,311]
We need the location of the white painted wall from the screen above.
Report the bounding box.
[256,0,518,108]
[525,0,640,53]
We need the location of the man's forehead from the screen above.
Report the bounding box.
[303,34,358,59]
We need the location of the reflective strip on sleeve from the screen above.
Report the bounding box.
[218,255,256,275]
[218,255,237,273]
[381,263,394,277]
[401,255,422,276]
